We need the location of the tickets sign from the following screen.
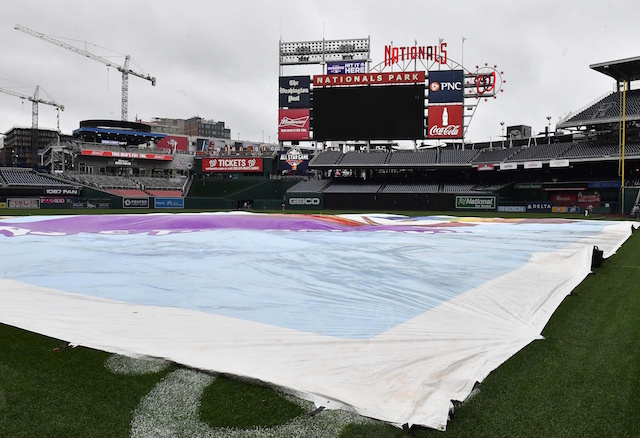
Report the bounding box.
[202,157,263,173]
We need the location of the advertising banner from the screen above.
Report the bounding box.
[40,197,69,205]
[7,198,40,209]
[455,196,496,210]
[428,70,464,103]
[552,206,581,213]
[497,205,527,213]
[526,202,553,212]
[577,192,601,208]
[81,150,173,161]
[500,162,518,170]
[70,200,112,209]
[278,149,310,175]
[157,135,189,152]
[549,159,570,168]
[278,109,310,141]
[123,198,149,209]
[549,192,578,205]
[279,76,311,108]
[524,161,543,169]
[477,163,494,171]
[197,138,227,152]
[313,71,425,87]
[428,105,463,139]
[285,193,324,210]
[154,198,185,209]
[44,188,81,196]
[588,181,621,189]
[327,62,367,75]
[202,157,263,173]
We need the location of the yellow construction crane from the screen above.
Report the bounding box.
[15,24,156,122]
[0,84,64,130]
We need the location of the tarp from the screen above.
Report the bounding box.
[0,213,636,430]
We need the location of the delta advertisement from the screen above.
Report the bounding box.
[427,105,463,139]
[428,70,464,103]
[202,157,263,173]
[279,76,310,108]
[278,109,310,141]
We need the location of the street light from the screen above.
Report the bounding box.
[500,122,505,148]
[546,116,552,145]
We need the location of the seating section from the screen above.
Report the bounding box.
[380,183,439,193]
[506,142,574,162]
[287,179,332,193]
[132,177,185,191]
[72,174,139,189]
[472,148,516,164]
[309,151,343,165]
[561,143,626,159]
[387,150,437,165]
[441,184,478,194]
[438,149,479,164]
[323,181,382,193]
[107,189,149,197]
[145,189,183,197]
[67,173,184,197]
[339,151,390,165]
[0,168,76,187]
[562,89,640,125]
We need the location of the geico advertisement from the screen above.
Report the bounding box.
[286,196,323,209]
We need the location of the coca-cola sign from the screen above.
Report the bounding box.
[427,105,463,139]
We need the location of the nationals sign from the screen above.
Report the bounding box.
[313,71,425,87]
[202,158,263,173]
[427,105,463,139]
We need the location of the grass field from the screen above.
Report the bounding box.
[1,211,639,437]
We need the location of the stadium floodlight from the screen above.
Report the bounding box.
[279,37,370,66]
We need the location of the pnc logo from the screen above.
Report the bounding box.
[430,81,462,92]
[441,81,462,91]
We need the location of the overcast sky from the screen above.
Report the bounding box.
[0,0,636,146]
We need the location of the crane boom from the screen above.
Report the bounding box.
[15,24,156,121]
[0,85,64,130]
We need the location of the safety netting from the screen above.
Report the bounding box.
[0,213,636,429]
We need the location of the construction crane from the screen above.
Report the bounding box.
[15,24,156,122]
[0,84,64,130]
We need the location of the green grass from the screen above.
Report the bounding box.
[0,212,639,437]
[0,326,175,438]
[198,376,306,428]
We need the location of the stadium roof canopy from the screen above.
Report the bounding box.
[72,119,167,145]
[590,56,640,82]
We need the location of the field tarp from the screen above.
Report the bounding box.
[0,213,636,430]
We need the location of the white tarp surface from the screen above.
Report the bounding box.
[0,213,636,430]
